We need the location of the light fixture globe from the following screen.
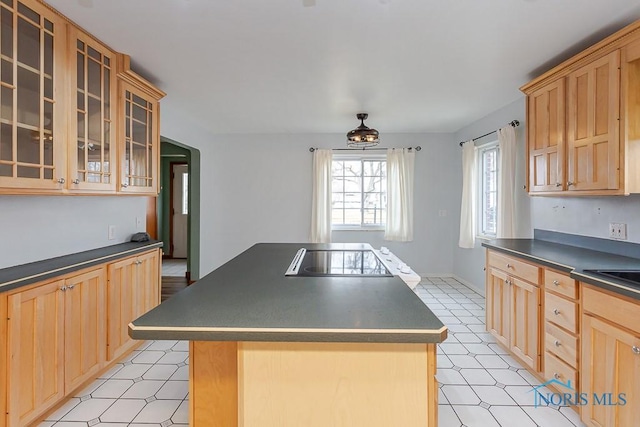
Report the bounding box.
[347,113,380,148]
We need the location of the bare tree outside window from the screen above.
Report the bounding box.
[332,158,386,228]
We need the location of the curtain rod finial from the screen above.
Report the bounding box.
[510,120,520,127]
[309,147,316,152]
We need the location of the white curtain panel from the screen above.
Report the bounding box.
[310,149,333,243]
[385,148,415,242]
[458,141,477,248]
[497,125,517,238]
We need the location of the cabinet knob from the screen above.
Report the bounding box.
[633,346,640,355]
[567,182,574,186]
[57,178,65,184]
[506,264,512,269]
[553,309,561,316]
[554,340,561,347]
[553,373,561,380]
[553,280,560,286]
[68,284,75,290]
[121,183,129,188]
[60,286,67,292]
[72,179,80,184]
[555,183,562,187]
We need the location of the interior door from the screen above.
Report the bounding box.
[172,163,188,258]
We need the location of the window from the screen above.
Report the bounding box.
[331,156,386,229]
[478,143,499,237]
[182,172,189,215]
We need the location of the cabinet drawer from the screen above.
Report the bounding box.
[545,322,578,368]
[545,292,578,333]
[544,352,578,391]
[582,285,640,335]
[487,251,540,284]
[544,269,578,299]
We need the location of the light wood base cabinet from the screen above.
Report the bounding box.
[6,267,106,427]
[486,251,541,372]
[582,285,640,427]
[107,249,160,360]
[190,341,438,427]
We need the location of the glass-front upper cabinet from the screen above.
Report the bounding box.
[68,28,116,192]
[0,0,66,191]
[117,54,164,195]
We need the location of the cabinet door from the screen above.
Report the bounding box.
[581,315,640,427]
[137,249,160,314]
[7,280,65,427]
[567,50,620,191]
[68,28,117,192]
[528,79,565,192]
[106,256,138,360]
[486,267,509,347]
[0,0,67,191]
[119,81,159,194]
[509,277,540,371]
[64,268,107,392]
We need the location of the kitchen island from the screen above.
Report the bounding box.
[129,243,447,427]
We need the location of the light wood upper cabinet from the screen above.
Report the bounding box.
[527,79,565,192]
[117,55,165,195]
[67,27,117,192]
[566,51,620,192]
[522,19,640,196]
[0,0,67,192]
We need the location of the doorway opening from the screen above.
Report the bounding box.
[156,137,201,300]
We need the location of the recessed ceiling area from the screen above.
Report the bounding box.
[48,0,640,135]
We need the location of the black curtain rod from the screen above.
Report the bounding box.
[458,120,520,147]
[309,146,421,152]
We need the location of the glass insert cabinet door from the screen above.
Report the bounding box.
[0,0,66,190]
[119,81,159,194]
[68,28,116,191]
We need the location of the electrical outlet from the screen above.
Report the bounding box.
[609,223,627,240]
[438,210,447,217]
[108,225,116,240]
[136,216,143,231]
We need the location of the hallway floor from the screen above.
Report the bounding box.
[38,277,586,427]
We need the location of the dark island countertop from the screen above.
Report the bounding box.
[129,243,447,344]
[0,240,163,293]
[482,237,640,300]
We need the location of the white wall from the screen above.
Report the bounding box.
[161,106,459,277]
[530,196,640,242]
[0,196,146,269]
[451,98,530,293]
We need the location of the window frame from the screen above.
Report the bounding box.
[477,141,499,239]
[331,154,387,231]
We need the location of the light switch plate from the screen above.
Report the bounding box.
[108,225,116,240]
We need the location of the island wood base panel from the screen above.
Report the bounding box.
[189,341,438,427]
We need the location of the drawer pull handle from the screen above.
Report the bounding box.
[633,346,640,355]
[553,280,560,286]
[553,309,561,316]
[554,340,561,347]
[554,373,561,380]
[506,263,512,269]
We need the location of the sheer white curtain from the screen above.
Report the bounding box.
[385,148,414,242]
[310,149,333,243]
[497,126,516,238]
[458,141,477,248]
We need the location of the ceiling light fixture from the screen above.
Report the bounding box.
[347,113,379,148]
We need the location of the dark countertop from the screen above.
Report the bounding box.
[0,240,163,293]
[482,239,640,300]
[129,243,447,344]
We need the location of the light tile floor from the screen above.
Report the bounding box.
[39,277,587,427]
[162,259,187,277]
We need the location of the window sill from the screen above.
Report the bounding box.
[476,235,496,241]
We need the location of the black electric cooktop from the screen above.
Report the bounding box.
[286,249,392,277]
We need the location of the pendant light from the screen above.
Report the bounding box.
[347,113,380,148]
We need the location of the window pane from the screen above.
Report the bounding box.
[480,146,498,236]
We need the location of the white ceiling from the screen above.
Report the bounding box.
[48,0,640,135]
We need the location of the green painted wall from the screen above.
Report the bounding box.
[159,138,201,280]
